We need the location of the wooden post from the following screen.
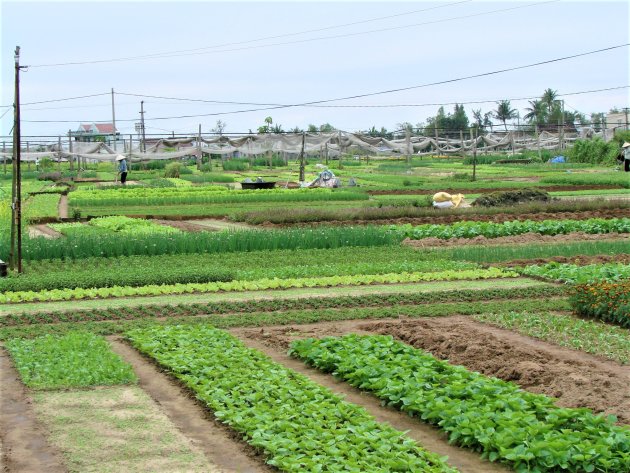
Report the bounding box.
[2,141,6,175]
[434,124,439,157]
[459,130,465,158]
[26,142,30,171]
[405,128,411,164]
[298,132,306,182]
[57,136,62,171]
[324,142,328,166]
[197,124,202,170]
[337,131,343,170]
[472,128,477,181]
[68,130,74,171]
[510,131,516,157]
[535,124,541,161]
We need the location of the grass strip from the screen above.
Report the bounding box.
[0,298,569,341]
[0,268,518,304]
[126,325,457,472]
[473,311,630,365]
[289,335,630,473]
[0,284,566,327]
[4,332,137,389]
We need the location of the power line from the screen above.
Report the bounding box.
[28,0,555,68]
[19,84,628,124]
[116,85,629,110]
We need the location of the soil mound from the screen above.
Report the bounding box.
[473,188,552,207]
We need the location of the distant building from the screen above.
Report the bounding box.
[70,123,119,144]
[606,112,629,131]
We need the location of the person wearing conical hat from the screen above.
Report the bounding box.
[622,142,630,172]
[116,154,128,184]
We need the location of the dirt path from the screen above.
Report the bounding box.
[231,329,508,473]
[108,339,273,473]
[0,348,66,473]
[232,317,630,425]
[27,224,63,239]
[57,195,68,219]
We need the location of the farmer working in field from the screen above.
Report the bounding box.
[623,142,630,172]
[116,154,128,184]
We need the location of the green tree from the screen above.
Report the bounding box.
[319,123,336,132]
[257,116,274,134]
[494,100,518,131]
[523,99,547,125]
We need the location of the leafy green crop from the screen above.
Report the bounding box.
[52,216,180,236]
[4,332,136,389]
[393,217,630,240]
[126,325,457,472]
[0,268,517,303]
[519,262,630,284]
[289,335,630,473]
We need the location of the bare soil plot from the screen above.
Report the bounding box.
[232,316,630,424]
[31,386,218,473]
[58,195,68,219]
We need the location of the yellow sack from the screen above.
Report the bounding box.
[432,192,465,208]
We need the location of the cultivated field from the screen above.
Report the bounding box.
[1,154,629,472]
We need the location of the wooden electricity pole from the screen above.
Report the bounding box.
[10,45,25,273]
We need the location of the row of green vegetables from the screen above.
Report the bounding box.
[3,225,399,261]
[518,262,630,284]
[70,186,368,207]
[126,325,456,472]
[289,334,630,473]
[393,217,630,240]
[0,268,516,304]
[0,246,475,292]
[51,216,180,236]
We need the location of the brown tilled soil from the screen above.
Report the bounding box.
[495,253,630,267]
[0,348,66,473]
[57,195,68,219]
[261,208,630,227]
[152,219,211,232]
[232,316,630,425]
[367,185,623,195]
[404,231,630,248]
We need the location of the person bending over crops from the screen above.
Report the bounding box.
[116,155,128,184]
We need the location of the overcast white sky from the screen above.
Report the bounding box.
[1,0,628,139]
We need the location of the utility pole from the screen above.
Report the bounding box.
[111,88,117,150]
[472,128,478,182]
[140,100,146,152]
[10,45,25,273]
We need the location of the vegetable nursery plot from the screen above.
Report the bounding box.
[126,325,457,472]
[289,332,630,472]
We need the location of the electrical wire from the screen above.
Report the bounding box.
[28,0,555,68]
[116,85,629,110]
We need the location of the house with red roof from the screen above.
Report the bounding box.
[71,123,119,143]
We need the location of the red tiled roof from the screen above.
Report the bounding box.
[79,123,92,131]
[94,123,115,133]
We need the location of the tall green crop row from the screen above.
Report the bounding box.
[289,335,630,473]
[126,325,457,472]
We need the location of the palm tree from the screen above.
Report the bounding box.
[523,99,547,124]
[542,88,558,115]
[494,100,518,131]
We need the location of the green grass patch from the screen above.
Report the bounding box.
[4,332,137,389]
